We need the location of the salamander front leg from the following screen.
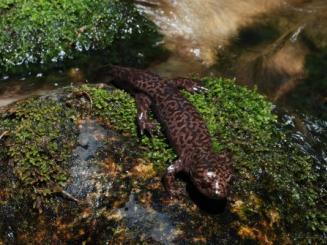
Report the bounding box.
[168,78,208,93]
[135,93,157,137]
[163,159,186,198]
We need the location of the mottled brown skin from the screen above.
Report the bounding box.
[103,65,233,199]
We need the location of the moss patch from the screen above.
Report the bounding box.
[74,85,138,136]
[0,97,78,208]
[0,0,164,73]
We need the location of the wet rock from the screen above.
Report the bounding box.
[66,120,109,201]
[0,82,325,244]
[119,193,181,245]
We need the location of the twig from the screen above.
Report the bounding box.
[81,91,93,109]
[73,91,93,110]
[0,131,8,140]
[61,190,80,203]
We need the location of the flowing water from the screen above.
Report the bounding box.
[135,0,287,65]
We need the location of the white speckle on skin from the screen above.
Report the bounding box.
[206,171,216,178]
[138,112,144,120]
[167,165,175,173]
[214,181,220,195]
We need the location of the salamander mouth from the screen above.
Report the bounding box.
[210,190,227,200]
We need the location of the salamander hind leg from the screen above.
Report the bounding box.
[163,159,187,198]
[135,93,157,137]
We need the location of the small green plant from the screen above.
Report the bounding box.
[0,0,163,73]
[77,85,138,136]
[0,98,78,208]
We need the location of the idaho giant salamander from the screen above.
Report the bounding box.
[102,65,233,199]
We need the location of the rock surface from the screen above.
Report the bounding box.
[0,80,325,244]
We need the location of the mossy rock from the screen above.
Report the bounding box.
[0,78,325,244]
[0,0,165,74]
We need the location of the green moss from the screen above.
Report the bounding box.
[0,0,164,73]
[0,98,78,207]
[183,77,277,151]
[76,85,138,136]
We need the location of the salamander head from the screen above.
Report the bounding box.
[190,152,233,199]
